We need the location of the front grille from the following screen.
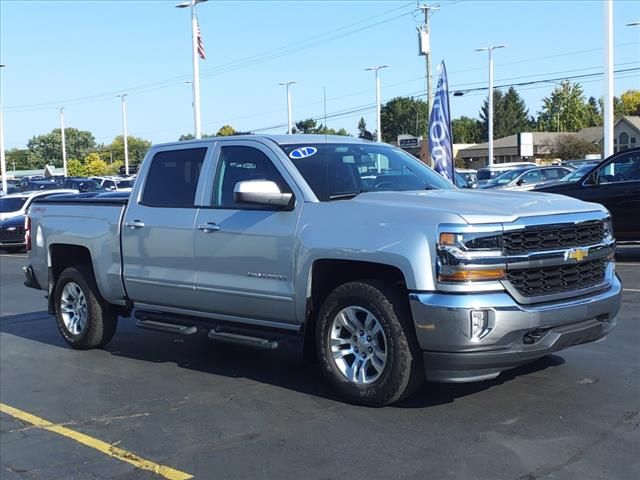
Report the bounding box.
[0,226,25,243]
[503,221,605,255]
[507,258,606,297]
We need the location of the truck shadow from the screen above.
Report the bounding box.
[1,311,565,409]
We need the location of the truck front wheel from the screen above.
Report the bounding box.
[316,280,424,406]
[54,266,117,349]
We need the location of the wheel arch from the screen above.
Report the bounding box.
[302,259,410,361]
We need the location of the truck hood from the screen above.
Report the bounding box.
[350,189,606,224]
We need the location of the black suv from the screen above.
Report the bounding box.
[535,147,640,241]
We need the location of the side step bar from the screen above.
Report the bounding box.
[208,329,278,350]
[136,319,197,335]
[134,309,289,349]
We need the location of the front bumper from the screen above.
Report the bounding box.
[409,274,622,383]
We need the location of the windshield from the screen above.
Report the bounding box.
[0,197,28,213]
[560,165,594,182]
[280,143,453,200]
[116,179,133,188]
[486,168,529,185]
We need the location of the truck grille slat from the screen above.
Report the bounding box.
[507,259,606,297]
[504,221,605,255]
[0,226,25,243]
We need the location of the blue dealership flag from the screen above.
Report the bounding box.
[429,61,455,183]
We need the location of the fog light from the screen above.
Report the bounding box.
[470,310,488,340]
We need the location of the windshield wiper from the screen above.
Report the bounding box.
[328,191,363,200]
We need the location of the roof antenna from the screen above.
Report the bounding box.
[323,86,328,142]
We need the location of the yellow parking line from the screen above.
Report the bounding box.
[0,403,192,480]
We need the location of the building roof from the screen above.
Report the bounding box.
[460,132,569,155]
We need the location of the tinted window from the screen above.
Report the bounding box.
[520,170,542,183]
[142,148,206,207]
[212,146,289,208]
[281,143,452,201]
[0,197,28,213]
[597,152,640,184]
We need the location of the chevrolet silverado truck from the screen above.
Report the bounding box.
[24,135,622,406]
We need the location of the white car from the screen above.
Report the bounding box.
[91,176,135,192]
[0,189,77,221]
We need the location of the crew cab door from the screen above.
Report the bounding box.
[581,150,640,240]
[191,140,301,326]
[121,144,211,308]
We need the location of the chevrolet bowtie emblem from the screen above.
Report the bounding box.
[566,248,589,262]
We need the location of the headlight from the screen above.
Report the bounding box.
[437,230,506,283]
[603,217,613,240]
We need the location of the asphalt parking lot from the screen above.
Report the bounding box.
[1,247,639,480]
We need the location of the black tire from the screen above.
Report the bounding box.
[316,280,424,406]
[54,265,117,349]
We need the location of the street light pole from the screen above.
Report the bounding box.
[0,64,6,195]
[59,107,68,177]
[365,65,389,142]
[278,81,296,134]
[475,45,507,166]
[603,0,614,157]
[176,0,207,139]
[118,94,130,175]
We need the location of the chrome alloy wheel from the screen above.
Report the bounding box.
[60,282,88,335]
[329,306,388,384]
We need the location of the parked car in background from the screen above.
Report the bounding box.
[91,176,135,191]
[0,189,76,252]
[535,147,640,241]
[60,177,104,192]
[456,168,478,188]
[482,166,573,191]
[1,189,77,221]
[476,162,538,187]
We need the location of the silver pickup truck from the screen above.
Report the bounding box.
[24,135,621,406]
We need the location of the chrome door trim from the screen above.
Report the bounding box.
[194,285,293,302]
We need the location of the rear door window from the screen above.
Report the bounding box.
[141,148,207,207]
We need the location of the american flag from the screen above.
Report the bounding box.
[196,20,206,60]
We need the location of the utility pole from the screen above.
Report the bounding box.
[118,94,130,175]
[365,65,389,142]
[59,107,68,177]
[418,4,439,134]
[0,64,6,195]
[603,0,614,157]
[475,44,507,166]
[279,81,296,134]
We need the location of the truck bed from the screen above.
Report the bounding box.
[29,193,129,306]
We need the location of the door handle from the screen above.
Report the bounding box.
[197,222,221,233]
[125,220,145,229]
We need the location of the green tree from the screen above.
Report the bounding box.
[553,134,601,160]
[108,135,151,166]
[618,89,640,116]
[293,118,320,134]
[179,133,195,141]
[26,128,96,168]
[585,96,602,127]
[67,159,87,177]
[83,152,110,176]
[452,116,483,143]
[5,149,29,171]
[216,125,236,136]
[479,87,531,140]
[537,81,589,132]
[357,117,374,140]
[380,97,428,143]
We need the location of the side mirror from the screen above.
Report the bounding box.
[517,179,525,186]
[233,180,293,208]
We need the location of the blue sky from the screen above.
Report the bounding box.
[1,0,639,149]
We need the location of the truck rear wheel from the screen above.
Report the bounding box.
[54,265,117,349]
[316,280,423,406]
